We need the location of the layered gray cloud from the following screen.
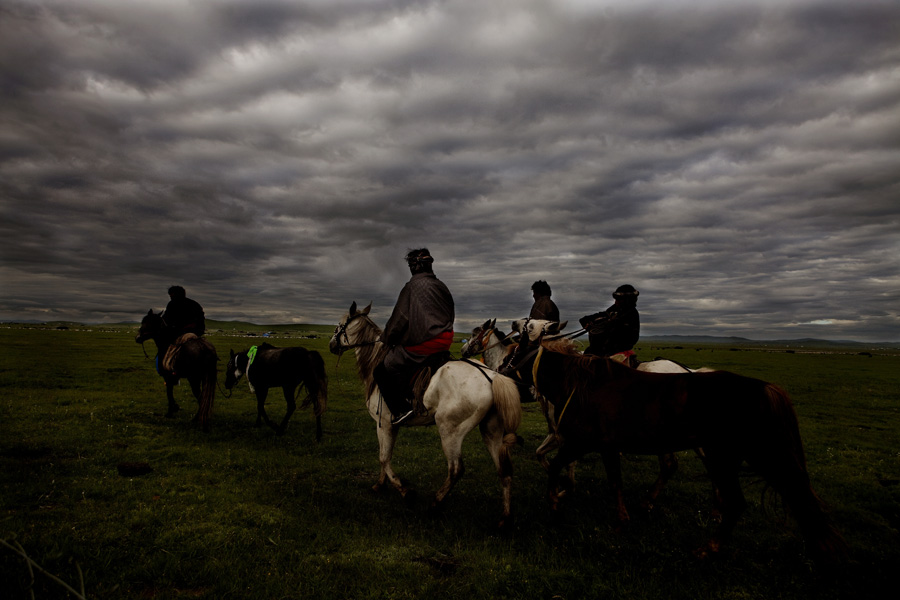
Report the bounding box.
[1,0,898,342]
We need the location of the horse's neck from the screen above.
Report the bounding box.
[484,332,512,370]
[351,318,383,390]
[152,334,174,354]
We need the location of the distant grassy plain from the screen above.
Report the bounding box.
[1,322,898,599]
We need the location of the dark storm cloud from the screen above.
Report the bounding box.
[1,0,898,342]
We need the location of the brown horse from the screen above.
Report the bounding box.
[502,318,847,567]
[135,309,218,431]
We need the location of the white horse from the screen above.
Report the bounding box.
[464,317,711,508]
[328,302,523,528]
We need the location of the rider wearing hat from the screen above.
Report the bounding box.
[374,248,455,425]
[529,280,560,323]
[579,284,640,365]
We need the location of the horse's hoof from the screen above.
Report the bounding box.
[497,515,514,533]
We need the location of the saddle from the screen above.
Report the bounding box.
[160,333,201,376]
[407,351,452,414]
[609,350,639,368]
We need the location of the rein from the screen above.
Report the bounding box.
[331,313,380,368]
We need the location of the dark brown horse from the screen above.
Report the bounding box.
[135,310,218,431]
[225,343,328,440]
[502,318,846,567]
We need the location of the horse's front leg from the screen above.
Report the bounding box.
[373,420,413,503]
[275,386,297,436]
[547,443,581,514]
[600,450,630,527]
[536,433,577,495]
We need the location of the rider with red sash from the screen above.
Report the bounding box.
[374,248,455,425]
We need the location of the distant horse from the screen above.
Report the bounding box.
[225,343,328,440]
[463,317,705,509]
[329,302,522,528]
[135,309,218,431]
[502,319,847,566]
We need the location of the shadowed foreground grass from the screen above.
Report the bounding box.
[0,325,898,599]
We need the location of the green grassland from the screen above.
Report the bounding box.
[1,324,898,599]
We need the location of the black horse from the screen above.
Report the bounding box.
[225,343,328,440]
[135,310,219,431]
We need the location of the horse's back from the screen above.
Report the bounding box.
[256,345,319,386]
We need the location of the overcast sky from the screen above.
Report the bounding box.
[1,0,898,342]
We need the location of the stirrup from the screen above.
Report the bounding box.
[391,410,414,426]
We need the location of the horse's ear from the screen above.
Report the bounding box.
[472,326,483,335]
[553,320,568,333]
[147,309,154,316]
[510,319,523,333]
[361,302,372,315]
[349,301,358,315]
[229,349,235,357]
[488,318,496,328]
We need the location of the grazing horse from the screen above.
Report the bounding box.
[463,317,704,509]
[502,319,847,566]
[225,343,328,440]
[135,309,218,431]
[329,302,522,528]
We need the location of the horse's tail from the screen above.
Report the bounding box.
[299,350,328,418]
[197,360,216,431]
[491,373,522,440]
[754,384,848,568]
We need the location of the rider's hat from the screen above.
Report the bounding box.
[613,284,639,298]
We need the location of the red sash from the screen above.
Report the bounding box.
[405,330,454,355]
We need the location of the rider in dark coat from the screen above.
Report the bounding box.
[529,280,560,323]
[164,286,206,337]
[580,284,640,362]
[374,248,455,425]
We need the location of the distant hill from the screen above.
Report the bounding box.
[641,334,900,349]
[3,320,897,348]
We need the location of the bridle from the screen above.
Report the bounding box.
[331,312,380,355]
[463,326,511,359]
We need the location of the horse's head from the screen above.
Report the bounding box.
[511,318,566,345]
[135,309,167,344]
[461,318,497,358]
[225,349,249,389]
[329,301,375,356]
[501,318,568,378]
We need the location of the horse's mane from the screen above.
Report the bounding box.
[540,337,582,357]
[536,337,629,407]
[346,313,386,400]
